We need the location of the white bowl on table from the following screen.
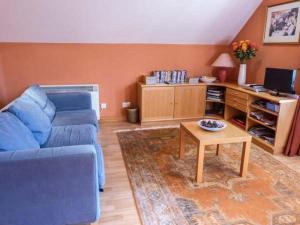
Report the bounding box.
[197,119,227,131]
[200,76,217,83]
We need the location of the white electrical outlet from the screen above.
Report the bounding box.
[100,103,107,110]
[122,102,131,108]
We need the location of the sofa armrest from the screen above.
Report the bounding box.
[0,145,100,225]
[47,92,92,111]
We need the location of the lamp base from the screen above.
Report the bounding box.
[217,69,227,83]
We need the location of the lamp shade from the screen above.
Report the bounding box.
[211,53,235,68]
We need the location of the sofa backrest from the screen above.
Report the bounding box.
[0,112,40,151]
[8,94,52,145]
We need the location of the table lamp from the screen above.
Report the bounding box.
[211,53,235,82]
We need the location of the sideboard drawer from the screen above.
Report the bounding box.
[226,99,248,112]
[226,93,248,106]
[226,88,249,100]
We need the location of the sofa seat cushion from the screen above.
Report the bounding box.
[0,112,40,151]
[52,109,98,130]
[42,124,105,188]
[24,85,56,122]
[42,124,97,148]
[8,95,52,145]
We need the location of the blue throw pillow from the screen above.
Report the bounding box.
[8,95,52,145]
[0,112,40,151]
[24,85,56,121]
[43,99,56,121]
[24,85,48,108]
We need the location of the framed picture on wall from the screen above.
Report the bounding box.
[263,0,300,44]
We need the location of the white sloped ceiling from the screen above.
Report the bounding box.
[0,0,262,44]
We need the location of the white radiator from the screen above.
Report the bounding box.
[41,84,100,120]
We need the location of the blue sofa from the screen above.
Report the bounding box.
[0,85,105,225]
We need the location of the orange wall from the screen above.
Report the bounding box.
[235,0,300,93]
[0,43,228,119]
[1,0,299,119]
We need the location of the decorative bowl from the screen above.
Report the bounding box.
[197,119,227,131]
[200,76,217,83]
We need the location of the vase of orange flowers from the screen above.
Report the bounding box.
[232,40,257,85]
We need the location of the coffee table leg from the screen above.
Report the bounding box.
[179,126,185,159]
[196,143,205,183]
[240,141,251,177]
[216,144,220,156]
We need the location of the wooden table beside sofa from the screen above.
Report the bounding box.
[179,121,252,183]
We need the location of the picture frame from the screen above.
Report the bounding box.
[263,0,300,44]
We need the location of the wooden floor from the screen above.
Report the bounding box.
[93,120,300,225]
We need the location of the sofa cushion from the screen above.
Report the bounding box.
[43,99,56,121]
[0,112,40,151]
[8,95,52,145]
[24,85,56,121]
[52,109,98,129]
[47,92,92,112]
[24,85,48,108]
[42,124,97,148]
[42,124,105,188]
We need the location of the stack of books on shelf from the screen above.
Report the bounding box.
[230,115,246,129]
[205,105,224,116]
[248,126,275,145]
[250,111,277,127]
[253,100,279,113]
[152,70,188,84]
[206,87,225,102]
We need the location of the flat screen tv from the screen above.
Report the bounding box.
[263,68,297,94]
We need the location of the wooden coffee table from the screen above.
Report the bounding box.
[179,121,252,183]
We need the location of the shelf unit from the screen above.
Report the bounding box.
[246,96,296,154]
[205,86,226,118]
[247,116,276,131]
[137,82,298,154]
[249,104,278,116]
[205,99,225,104]
[252,136,275,150]
[204,114,224,120]
[228,119,246,130]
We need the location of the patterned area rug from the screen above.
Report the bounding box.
[117,128,300,225]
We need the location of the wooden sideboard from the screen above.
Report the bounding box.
[137,82,298,154]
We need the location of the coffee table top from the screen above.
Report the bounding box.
[180,121,252,145]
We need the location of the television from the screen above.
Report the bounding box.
[263,68,297,95]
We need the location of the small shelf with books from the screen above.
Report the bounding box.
[205,102,224,118]
[206,86,225,102]
[248,110,277,129]
[247,98,279,146]
[230,114,247,130]
[247,124,275,146]
[225,104,247,130]
[249,104,279,116]
[245,94,298,154]
[247,116,276,131]
[205,86,226,119]
[252,136,275,151]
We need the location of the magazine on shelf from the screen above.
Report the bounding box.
[250,111,276,126]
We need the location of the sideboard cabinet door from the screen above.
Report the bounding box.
[174,86,206,119]
[141,87,175,122]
